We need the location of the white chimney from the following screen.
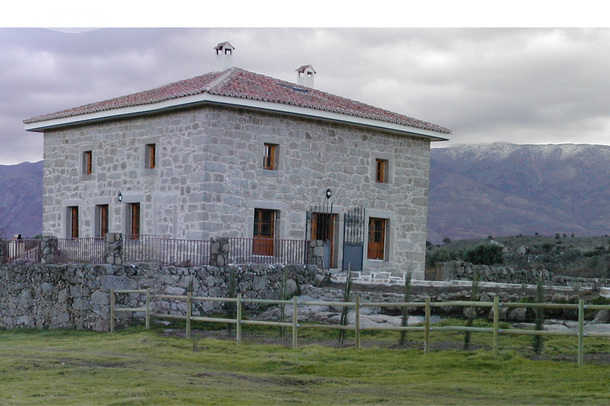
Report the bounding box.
[296,65,316,88]
[214,41,235,71]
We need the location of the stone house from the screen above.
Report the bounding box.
[24,43,451,279]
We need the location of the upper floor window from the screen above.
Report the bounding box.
[375,159,388,183]
[263,143,278,170]
[145,144,156,169]
[83,151,93,175]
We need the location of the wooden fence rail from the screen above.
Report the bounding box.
[109,290,610,366]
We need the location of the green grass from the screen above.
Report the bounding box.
[1,326,609,405]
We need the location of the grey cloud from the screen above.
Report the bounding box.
[2,27,610,164]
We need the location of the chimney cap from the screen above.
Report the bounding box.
[296,64,316,75]
[214,41,235,54]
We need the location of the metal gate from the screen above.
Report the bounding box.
[342,207,366,271]
[306,202,334,269]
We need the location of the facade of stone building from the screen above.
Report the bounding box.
[24,44,450,278]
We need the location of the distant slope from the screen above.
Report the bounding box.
[428,143,610,243]
[0,161,43,238]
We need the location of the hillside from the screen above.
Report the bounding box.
[0,161,43,238]
[428,143,610,243]
[426,234,610,278]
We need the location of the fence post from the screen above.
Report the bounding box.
[110,289,115,333]
[493,296,499,355]
[145,289,150,330]
[355,296,361,349]
[292,296,298,349]
[236,293,242,345]
[424,297,431,354]
[186,291,192,339]
[578,299,585,366]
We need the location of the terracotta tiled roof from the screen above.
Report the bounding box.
[24,67,451,135]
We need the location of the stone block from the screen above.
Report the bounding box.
[101,275,137,291]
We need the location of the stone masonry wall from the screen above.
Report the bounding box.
[42,104,431,278]
[0,263,327,332]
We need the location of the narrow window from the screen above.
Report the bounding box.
[263,143,277,170]
[128,203,141,240]
[375,159,388,183]
[96,205,109,238]
[367,217,387,260]
[83,151,93,175]
[253,209,276,255]
[68,206,79,238]
[146,144,156,169]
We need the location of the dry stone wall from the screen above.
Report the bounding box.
[437,260,610,288]
[0,263,326,332]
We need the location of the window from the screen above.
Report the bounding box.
[253,209,276,255]
[67,206,79,238]
[263,143,278,170]
[128,203,141,240]
[96,205,109,238]
[83,151,93,175]
[145,144,156,169]
[367,217,387,260]
[375,159,388,183]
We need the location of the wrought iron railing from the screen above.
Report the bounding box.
[5,239,42,263]
[123,235,211,266]
[4,235,310,266]
[56,238,105,264]
[227,237,308,265]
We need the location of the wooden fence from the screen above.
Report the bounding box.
[109,290,610,366]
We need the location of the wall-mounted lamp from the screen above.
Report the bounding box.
[117,191,123,203]
[325,188,332,199]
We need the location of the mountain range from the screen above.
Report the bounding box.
[0,161,43,238]
[1,143,609,242]
[428,143,610,243]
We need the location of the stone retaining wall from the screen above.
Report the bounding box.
[320,277,603,322]
[0,263,326,332]
[436,260,609,287]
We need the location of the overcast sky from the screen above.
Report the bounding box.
[2,5,610,164]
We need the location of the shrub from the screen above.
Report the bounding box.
[426,248,454,268]
[464,243,504,266]
[541,242,555,253]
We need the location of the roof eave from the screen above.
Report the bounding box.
[24,94,451,141]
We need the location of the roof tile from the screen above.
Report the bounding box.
[24,67,451,135]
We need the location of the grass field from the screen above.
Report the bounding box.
[1,325,610,405]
